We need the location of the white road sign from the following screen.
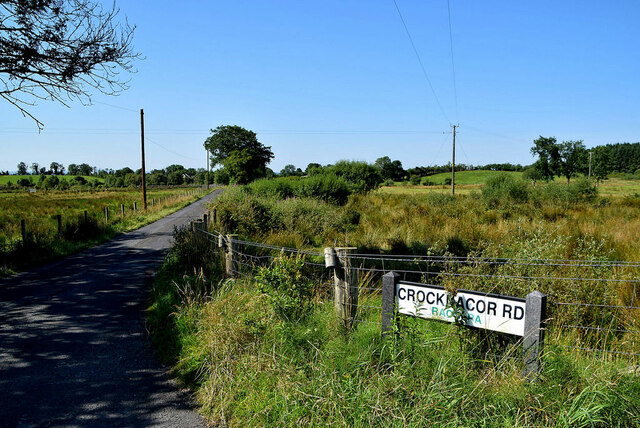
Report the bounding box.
[396,281,527,336]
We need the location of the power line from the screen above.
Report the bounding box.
[392,0,449,123]
[447,0,459,122]
[91,100,138,113]
[0,127,447,135]
[146,137,200,162]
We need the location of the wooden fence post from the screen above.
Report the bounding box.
[213,208,217,224]
[523,291,547,381]
[381,271,401,338]
[152,198,154,207]
[104,207,109,222]
[334,247,358,329]
[21,219,26,244]
[56,214,62,236]
[226,234,238,278]
[203,214,208,229]
[121,204,125,216]
[134,202,137,211]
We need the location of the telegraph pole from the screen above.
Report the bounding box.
[451,124,458,196]
[140,109,147,210]
[206,149,210,189]
[588,151,592,181]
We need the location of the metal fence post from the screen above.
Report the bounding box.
[226,234,238,278]
[382,271,401,338]
[334,247,358,329]
[523,291,547,381]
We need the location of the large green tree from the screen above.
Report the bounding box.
[204,125,274,184]
[557,140,588,183]
[530,136,560,181]
[591,145,613,183]
[374,156,405,181]
[16,161,27,175]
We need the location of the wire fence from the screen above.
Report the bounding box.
[195,227,640,361]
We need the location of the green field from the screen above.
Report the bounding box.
[0,187,214,274]
[423,169,523,185]
[0,175,103,185]
[385,170,640,198]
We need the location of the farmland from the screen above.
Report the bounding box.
[387,170,640,198]
[0,187,214,275]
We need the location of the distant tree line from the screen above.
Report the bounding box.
[4,163,209,190]
[103,164,209,188]
[13,161,85,176]
[528,138,640,183]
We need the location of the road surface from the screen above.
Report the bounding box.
[0,189,223,427]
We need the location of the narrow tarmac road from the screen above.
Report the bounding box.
[0,189,223,427]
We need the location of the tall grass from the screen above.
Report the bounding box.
[149,229,640,426]
[0,187,212,274]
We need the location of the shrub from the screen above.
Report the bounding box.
[326,160,382,193]
[255,255,314,321]
[482,173,530,207]
[535,178,598,204]
[566,177,598,202]
[246,177,297,199]
[71,176,87,186]
[215,192,281,235]
[409,175,421,185]
[298,173,351,205]
[42,175,60,190]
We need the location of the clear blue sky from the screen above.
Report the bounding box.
[2,1,639,173]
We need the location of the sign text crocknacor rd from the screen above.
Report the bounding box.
[396,281,526,336]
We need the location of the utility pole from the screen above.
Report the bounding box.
[451,124,458,196]
[588,151,592,181]
[140,108,147,210]
[206,149,210,189]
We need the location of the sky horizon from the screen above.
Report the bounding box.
[2,1,639,173]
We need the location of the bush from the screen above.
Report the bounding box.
[246,177,297,199]
[216,192,281,236]
[535,178,598,204]
[298,173,351,205]
[326,160,382,193]
[245,175,352,206]
[255,255,314,321]
[42,175,60,190]
[482,173,530,207]
[409,175,421,185]
[566,177,598,202]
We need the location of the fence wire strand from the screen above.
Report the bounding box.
[194,227,640,360]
